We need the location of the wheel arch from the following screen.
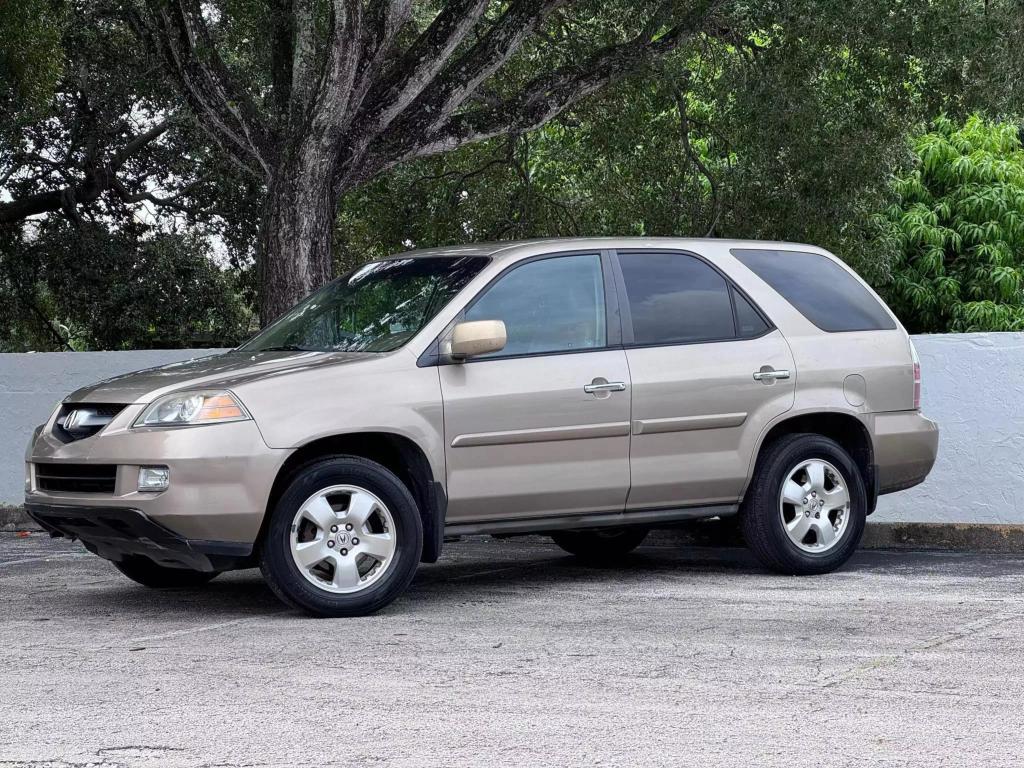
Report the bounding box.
[744,410,877,513]
[259,431,446,562]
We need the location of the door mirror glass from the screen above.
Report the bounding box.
[450,320,507,359]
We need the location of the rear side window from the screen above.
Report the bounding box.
[731,249,896,332]
[617,252,769,345]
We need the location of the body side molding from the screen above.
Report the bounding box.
[444,503,739,536]
[631,412,748,435]
[450,421,630,448]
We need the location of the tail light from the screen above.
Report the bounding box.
[910,340,921,410]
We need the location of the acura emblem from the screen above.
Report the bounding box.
[63,409,90,431]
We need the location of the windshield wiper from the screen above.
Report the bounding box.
[257,344,310,352]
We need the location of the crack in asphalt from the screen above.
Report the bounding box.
[818,608,1023,689]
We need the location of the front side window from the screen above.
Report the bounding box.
[731,249,896,332]
[618,252,739,344]
[464,253,606,357]
[241,256,488,353]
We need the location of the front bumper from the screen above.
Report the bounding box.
[871,410,939,494]
[26,403,289,545]
[27,503,252,572]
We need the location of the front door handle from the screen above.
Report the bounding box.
[752,367,791,382]
[584,380,627,393]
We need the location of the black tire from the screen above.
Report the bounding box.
[550,527,649,564]
[260,456,423,617]
[740,433,866,575]
[114,557,219,588]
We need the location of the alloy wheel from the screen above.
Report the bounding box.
[289,484,397,594]
[778,458,851,554]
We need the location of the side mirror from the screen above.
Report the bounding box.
[450,320,507,360]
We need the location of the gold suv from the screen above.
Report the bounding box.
[25,238,938,616]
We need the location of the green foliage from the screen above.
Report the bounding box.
[0,221,252,351]
[5,1,1024,343]
[883,115,1024,332]
[0,0,65,116]
[0,1,261,350]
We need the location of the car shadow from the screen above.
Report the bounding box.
[41,540,1023,621]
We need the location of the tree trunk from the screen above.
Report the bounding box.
[257,149,339,324]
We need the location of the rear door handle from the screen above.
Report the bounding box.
[584,381,627,393]
[752,368,790,381]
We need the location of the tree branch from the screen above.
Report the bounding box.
[110,119,171,169]
[0,160,23,189]
[408,0,569,136]
[311,0,363,133]
[288,0,323,123]
[269,0,296,120]
[130,0,275,177]
[365,1,723,175]
[362,0,414,62]
[674,83,720,237]
[345,0,414,117]
[0,120,173,225]
[110,178,205,215]
[357,0,491,135]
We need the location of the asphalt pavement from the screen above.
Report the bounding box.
[2,532,1023,767]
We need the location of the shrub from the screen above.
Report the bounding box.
[883,115,1024,332]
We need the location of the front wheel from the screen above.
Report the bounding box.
[550,527,649,564]
[260,456,423,617]
[740,433,866,575]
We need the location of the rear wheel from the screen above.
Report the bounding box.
[114,557,219,588]
[551,527,649,564]
[741,433,866,575]
[260,456,423,617]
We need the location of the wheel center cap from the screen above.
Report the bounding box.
[336,532,349,545]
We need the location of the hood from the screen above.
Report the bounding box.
[65,349,381,404]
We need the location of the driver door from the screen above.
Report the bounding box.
[439,252,632,524]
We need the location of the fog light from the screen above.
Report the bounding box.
[138,466,169,492]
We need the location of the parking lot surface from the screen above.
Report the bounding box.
[2,531,1023,768]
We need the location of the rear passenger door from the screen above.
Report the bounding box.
[612,250,796,510]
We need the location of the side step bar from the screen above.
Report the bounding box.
[444,504,739,537]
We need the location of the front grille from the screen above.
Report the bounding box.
[35,464,117,494]
[53,403,127,443]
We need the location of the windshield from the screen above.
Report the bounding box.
[240,256,488,353]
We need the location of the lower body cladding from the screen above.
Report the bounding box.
[444,504,739,537]
[26,503,251,572]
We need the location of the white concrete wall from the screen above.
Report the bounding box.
[873,333,1024,524]
[2,334,1021,524]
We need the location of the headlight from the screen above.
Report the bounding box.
[133,390,250,428]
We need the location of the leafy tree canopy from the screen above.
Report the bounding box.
[883,114,1024,333]
[1,219,251,351]
[0,0,65,117]
[0,0,259,350]
[2,1,1024,348]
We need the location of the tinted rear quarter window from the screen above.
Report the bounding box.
[731,249,895,332]
[733,288,769,337]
